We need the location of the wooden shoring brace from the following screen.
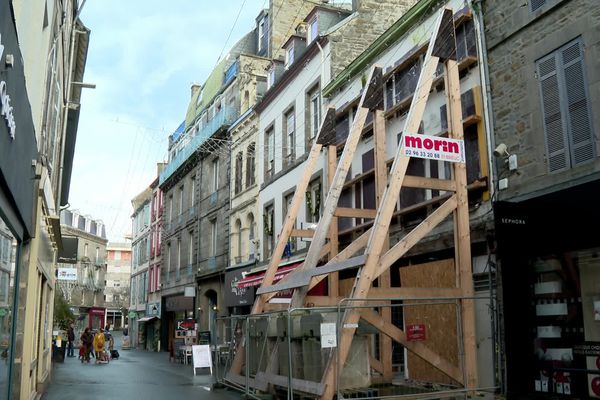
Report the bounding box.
[445,57,478,389]
[290,65,384,308]
[319,9,461,400]
[228,108,334,376]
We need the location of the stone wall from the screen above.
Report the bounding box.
[485,0,600,200]
[270,0,315,60]
[329,0,418,78]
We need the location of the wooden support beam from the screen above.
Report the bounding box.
[290,229,317,238]
[305,295,341,307]
[369,355,384,374]
[445,58,478,389]
[334,207,377,219]
[360,309,463,383]
[328,145,340,298]
[291,66,383,308]
[403,175,456,192]
[369,286,462,299]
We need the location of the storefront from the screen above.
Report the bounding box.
[495,179,600,399]
[88,307,106,331]
[161,294,194,354]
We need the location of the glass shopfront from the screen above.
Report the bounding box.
[0,218,17,396]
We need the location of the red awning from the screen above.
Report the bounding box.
[236,263,300,289]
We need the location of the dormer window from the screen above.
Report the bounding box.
[285,45,294,68]
[308,16,318,43]
[267,65,275,89]
[258,15,269,54]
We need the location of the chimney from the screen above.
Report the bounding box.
[191,83,201,99]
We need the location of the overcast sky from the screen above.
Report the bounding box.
[69,1,265,241]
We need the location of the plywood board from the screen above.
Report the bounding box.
[399,259,459,385]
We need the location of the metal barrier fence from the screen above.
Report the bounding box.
[214,296,501,400]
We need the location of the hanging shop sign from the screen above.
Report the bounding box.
[57,267,77,281]
[0,35,16,140]
[402,133,465,163]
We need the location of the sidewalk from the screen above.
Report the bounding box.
[42,331,241,400]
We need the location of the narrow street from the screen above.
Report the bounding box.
[42,332,240,400]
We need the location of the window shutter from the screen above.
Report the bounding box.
[538,53,569,173]
[561,40,595,166]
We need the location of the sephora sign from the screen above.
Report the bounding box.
[0,34,16,140]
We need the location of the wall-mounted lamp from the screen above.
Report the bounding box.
[493,143,518,171]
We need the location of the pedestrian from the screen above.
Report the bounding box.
[67,323,75,357]
[80,328,93,363]
[93,329,106,363]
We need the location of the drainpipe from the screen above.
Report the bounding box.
[471,0,504,394]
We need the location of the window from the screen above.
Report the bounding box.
[455,20,476,61]
[190,175,195,208]
[212,159,219,191]
[168,195,173,222]
[308,87,321,147]
[258,15,268,54]
[235,219,242,263]
[235,152,243,194]
[285,45,294,68]
[537,38,594,173]
[166,243,171,282]
[179,185,184,215]
[306,178,322,223]
[308,16,318,43]
[246,143,256,186]
[265,127,275,179]
[267,66,275,89]
[210,220,217,257]
[188,231,194,274]
[176,239,181,279]
[385,58,421,110]
[95,247,100,264]
[84,243,88,258]
[264,204,275,257]
[284,109,296,165]
[283,191,296,252]
[248,214,256,260]
[530,0,546,12]
[114,251,121,261]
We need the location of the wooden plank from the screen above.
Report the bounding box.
[403,175,456,192]
[369,286,462,299]
[291,66,382,308]
[255,371,325,396]
[320,13,446,400]
[310,255,366,276]
[400,260,459,385]
[334,207,377,219]
[370,355,384,374]
[328,145,340,298]
[225,372,266,392]
[290,228,316,238]
[376,195,457,278]
[445,58,478,390]
[373,108,393,382]
[360,308,463,383]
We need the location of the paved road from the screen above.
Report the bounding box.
[43,331,241,400]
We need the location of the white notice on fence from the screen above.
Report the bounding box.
[192,345,212,375]
[321,323,337,348]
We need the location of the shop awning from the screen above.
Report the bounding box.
[236,263,301,289]
[138,316,159,323]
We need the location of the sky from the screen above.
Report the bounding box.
[69,0,266,242]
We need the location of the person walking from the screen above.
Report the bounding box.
[66,324,75,357]
[80,328,93,363]
[93,329,106,363]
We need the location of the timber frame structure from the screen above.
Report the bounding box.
[226,8,478,399]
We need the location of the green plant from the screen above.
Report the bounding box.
[53,290,75,330]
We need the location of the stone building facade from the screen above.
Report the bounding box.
[483,0,600,398]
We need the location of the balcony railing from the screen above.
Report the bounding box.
[160,106,238,185]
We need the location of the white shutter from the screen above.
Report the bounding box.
[561,40,595,166]
[538,53,569,173]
